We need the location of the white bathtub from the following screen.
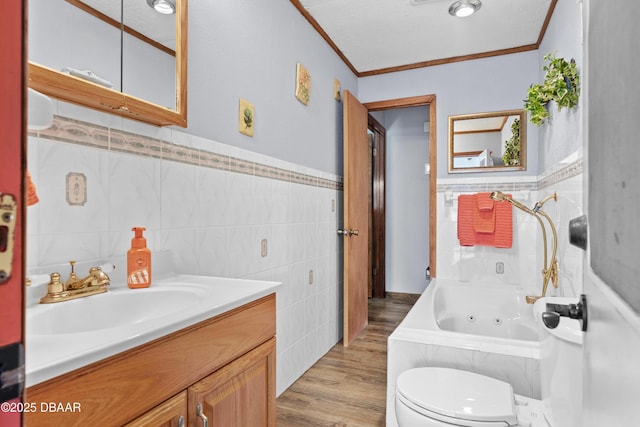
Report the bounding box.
[433,279,538,341]
[386,279,541,427]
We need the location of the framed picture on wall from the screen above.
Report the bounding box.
[238,98,254,137]
[295,63,310,105]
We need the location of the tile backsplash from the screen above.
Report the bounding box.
[27,112,344,396]
[437,157,584,298]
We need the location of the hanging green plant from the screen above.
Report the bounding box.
[524,53,580,126]
[502,117,521,166]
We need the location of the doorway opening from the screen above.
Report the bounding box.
[364,95,437,298]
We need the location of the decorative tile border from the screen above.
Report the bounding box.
[538,158,583,189]
[161,141,200,166]
[229,156,255,176]
[33,115,344,191]
[110,129,162,159]
[38,116,109,150]
[200,150,229,170]
[437,181,538,194]
[438,158,582,194]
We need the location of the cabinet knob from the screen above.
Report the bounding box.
[196,403,209,427]
[177,415,185,427]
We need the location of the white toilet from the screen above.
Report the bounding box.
[395,297,583,427]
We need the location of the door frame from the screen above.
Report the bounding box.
[364,95,437,281]
[368,114,386,298]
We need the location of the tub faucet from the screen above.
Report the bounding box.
[490,191,558,304]
[40,261,111,303]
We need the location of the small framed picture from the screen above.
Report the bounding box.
[295,63,311,105]
[238,98,254,137]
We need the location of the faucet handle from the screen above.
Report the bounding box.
[542,294,588,332]
[66,260,78,285]
[47,272,64,294]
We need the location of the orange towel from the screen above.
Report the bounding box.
[476,192,494,211]
[457,193,512,248]
[26,170,39,206]
[457,195,476,246]
[473,193,495,233]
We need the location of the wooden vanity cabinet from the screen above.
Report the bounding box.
[126,338,275,427]
[188,337,275,426]
[26,294,276,427]
[125,391,188,427]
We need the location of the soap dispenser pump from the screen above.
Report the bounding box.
[127,227,151,288]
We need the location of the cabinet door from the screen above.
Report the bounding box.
[125,391,187,427]
[189,338,275,427]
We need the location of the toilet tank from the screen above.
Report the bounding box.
[534,297,584,427]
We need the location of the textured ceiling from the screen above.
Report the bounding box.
[293,0,555,76]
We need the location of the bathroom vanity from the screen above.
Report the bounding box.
[24,273,278,426]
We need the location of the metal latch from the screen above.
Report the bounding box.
[0,343,24,402]
[0,194,18,284]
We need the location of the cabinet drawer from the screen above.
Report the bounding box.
[124,391,187,427]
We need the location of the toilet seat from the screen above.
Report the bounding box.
[396,367,519,426]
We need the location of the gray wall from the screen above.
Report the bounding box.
[186,0,358,175]
[536,0,583,173]
[358,51,540,177]
[383,107,431,294]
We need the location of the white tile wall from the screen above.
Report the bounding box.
[26,104,344,396]
[437,160,584,298]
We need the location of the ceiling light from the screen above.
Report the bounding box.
[449,0,481,17]
[147,0,176,15]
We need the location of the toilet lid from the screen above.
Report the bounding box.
[396,367,517,426]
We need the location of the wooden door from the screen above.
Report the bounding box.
[188,338,276,427]
[583,0,640,425]
[342,90,370,347]
[0,1,26,425]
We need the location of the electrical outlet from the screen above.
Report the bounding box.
[261,239,268,257]
[308,270,314,285]
[331,199,336,213]
[496,262,504,274]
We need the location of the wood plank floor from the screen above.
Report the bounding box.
[276,297,415,427]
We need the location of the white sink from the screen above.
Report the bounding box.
[25,274,280,388]
[27,286,207,335]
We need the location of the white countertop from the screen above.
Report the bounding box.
[26,274,280,387]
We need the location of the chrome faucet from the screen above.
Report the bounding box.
[490,191,558,304]
[40,261,111,303]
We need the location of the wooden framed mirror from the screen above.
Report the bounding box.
[27,0,187,127]
[448,109,526,173]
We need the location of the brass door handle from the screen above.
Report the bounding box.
[337,228,360,236]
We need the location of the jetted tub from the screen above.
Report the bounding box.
[433,280,539,341]
[386,279,542,427]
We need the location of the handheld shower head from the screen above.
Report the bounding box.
[489,191,505,201]
[490,191,533,214]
